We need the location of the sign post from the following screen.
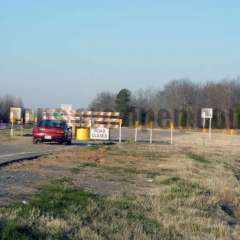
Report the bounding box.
[134,121,139,143]
[10,120,14,136]
[119,119,122,143]
[20,119,23,136]
[209,117,212,139]
[170,122,174,145]
[201,108,213,139]
[149,122,153,144]
[202,112,206,132]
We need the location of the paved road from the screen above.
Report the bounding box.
[0,138,70,167]
[0,137,78,204]
[0,128,184,166]
[0,137,103,167]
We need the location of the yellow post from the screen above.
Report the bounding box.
[119,119,123,127]
[229,129,235,135]
[10,117,16,136]
[21,118,23,136]
[170,122,174,144]
[119,119,122,143]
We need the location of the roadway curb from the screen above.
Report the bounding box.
[0,153,48,169]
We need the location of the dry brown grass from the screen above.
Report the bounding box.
[1,131,240,239]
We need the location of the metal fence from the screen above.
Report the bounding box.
[109,127,173,144]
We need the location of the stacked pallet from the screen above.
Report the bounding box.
[40,108,81,125]
[81,111,120,128]
[39,109,120,128]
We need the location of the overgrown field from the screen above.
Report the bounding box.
[0,132,240,239]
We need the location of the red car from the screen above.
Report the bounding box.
[33,120,72,145]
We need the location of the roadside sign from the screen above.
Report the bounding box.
[201,108,213,139]
[10,107,22,123]
[201,108,213,119]
[61,104,73,111]
[10,107,22,137]
[90,128,109,140]
[48,113,64,117]
[24,109,34,123]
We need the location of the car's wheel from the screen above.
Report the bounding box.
[33,138,40,144]
[65,140,72,145]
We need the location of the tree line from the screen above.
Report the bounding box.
[89,78,240,128]
[2,78,240,128]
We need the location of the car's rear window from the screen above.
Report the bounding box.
[38,120,65,128]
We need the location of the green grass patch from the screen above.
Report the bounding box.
[170,179,210,199]
[0,220,43,240]
[9,182,97,219]
[160,176,182,185]
[107,147,169,161]
[0,180,182,240]
[160,176,210,199]
[87,144,103,150]
[100,165,161,178]
[187,153,210,164]
[69,161,161,179]
[29,185,96,217]
[143,152,169,161]
[70,162,98,174]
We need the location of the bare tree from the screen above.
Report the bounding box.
[89,92,116,112]
[89,77,240,128]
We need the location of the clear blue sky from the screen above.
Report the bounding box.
[1,1,240,109]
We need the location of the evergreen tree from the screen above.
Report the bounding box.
[115,89,131,126]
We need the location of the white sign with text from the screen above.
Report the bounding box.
[201,108,213,119]
[90,128,109,140]
[10,107,22,123]
[201,108,213,139]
